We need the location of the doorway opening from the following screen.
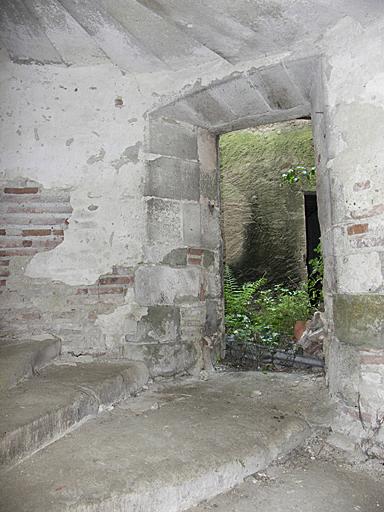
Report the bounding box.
[304,192,321,271]
[220,120,324,369]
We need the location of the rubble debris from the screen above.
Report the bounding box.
[296,311,325,359]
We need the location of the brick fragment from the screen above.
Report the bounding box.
[353,180,370,192]
[0,230,5,236]
[360,354,384,365]
[96,286,125,295]
[0,280,6,286]
[29,239,62,249]
[76,286,126,296]
[22,240,33,247]
[76,288,89,295]
[0,249,38,257]
[188,248,204,256]
[99,276,134,286]
[343,405,372,424]
[22,229,51,236]
[21,312,41,320]
[347,223,368,236]
[4,187,39,194]
[188,257,202,265]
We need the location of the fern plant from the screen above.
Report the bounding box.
[224,265,266,340]
[224,265,312,346]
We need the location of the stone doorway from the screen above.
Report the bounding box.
[144,53,384,454]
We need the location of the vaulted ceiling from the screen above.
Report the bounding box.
[0,0,381,71]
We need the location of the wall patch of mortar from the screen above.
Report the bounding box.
[95,295,148,352]
[87,147,105,165]
[111,142,141,170]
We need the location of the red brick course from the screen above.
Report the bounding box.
[188,248,204,256]
[22,229,52,236]
[98,276,134,286]
[360,353,384,365]
[347,223,368,236]
[188,257,202,265]
[4,187,39,194]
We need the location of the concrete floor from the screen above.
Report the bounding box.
[1,371,334,512]
[190,438,384,512]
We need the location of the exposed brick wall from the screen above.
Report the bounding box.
[75,267,134,298]
[0,261,135,349]
[0,185,72,287]
[0,180,134,351]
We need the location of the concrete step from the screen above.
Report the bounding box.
[0,372,335,512]
[0,338,61,392]
[0,361,149,468]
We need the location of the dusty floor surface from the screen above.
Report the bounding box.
[0,371,334,512]
[189,435,384,512]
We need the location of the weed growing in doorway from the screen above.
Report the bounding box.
[224,265,312,347]
[308,243,324,307]
[281,164,316,188]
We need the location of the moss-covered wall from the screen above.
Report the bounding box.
[220,120,315,285]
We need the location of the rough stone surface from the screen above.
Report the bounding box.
[334,294,384,349]
[0,361,149,467]
[249,64,306,110]
[189,441,384,512]
[0,371,335,512]
[145,157,200,201]
[135,265,201,306]
[0,337,61,392]
[147,117,198,161]
[146,198,182,244]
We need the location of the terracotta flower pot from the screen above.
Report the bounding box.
[294,320,307,341]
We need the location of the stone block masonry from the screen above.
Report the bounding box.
[130,117,224,374]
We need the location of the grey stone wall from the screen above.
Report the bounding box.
[132,121,225,375]
[314,21,384,456]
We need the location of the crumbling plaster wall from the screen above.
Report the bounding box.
[0,51,233,373]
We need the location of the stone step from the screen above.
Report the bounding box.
[0,361,149,468]
[0,338,61,393]
[0,372,335,512]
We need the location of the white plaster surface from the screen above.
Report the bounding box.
[0,60,233,284]
[95,291,148,350]
[337,252,383,294]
